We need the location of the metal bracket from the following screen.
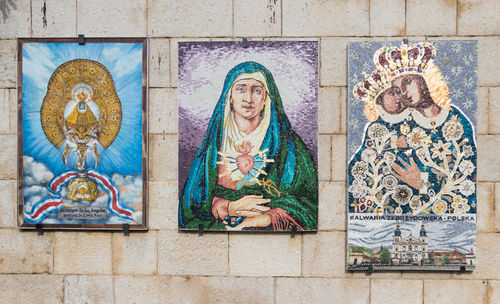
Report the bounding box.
[460,265,466,272]
[122,224,130,236]
[290,225,297,238]
[402,38,409,45]
[241,37,249,48]
[198,224,204,236]
[35,223,43,236]
[78,34,85,45]
[366,265,374,274]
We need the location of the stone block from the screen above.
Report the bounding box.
[149,88,177,134]
[478,37,500,87]
[158,230,228,276]
[319,87,342,134]
[423,279,487,304]
[0,275,63,304]
[318,135,332,181]
[54,232,111,274]
[454,233,500,280]
[318,182,346,231]
[149,134,177,181]
[407,0,457,35]
[64,275,113,304]
[148,0,232,37]
[32,0,76,37]
[369,0,406,36]
[229,233,301,276]
[477,182,493,232]
[0,180,16,227]
[488,280,500,304]
[477,135,500,181]
[77,0,146,37]
[340,87,347,134]
[495,183,500,232]
[234,0,281,37]
[282,0,369,36]
[114,276,274,304]
[0,0,31,39]
[371,279,423,304]
[276,278,370,304]
[303,231,346,277]
[489,87,500,134]
[332,135,347,181]
[321,39,349,87]
[149,181,178,230]
[401,271,452,280]
[113,231,157,275]
[0,40,17,88]
[0,229,53,273]
[477,87,488,135]
[458,0,500,35]
[149,39,170,88]
[0,89,11,133]
[0,135,17,179]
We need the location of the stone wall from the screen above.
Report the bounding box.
[0,0,499,303]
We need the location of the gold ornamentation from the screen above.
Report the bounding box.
[67,177,98,201]
[41,59,122,150]
[352,42,451,122]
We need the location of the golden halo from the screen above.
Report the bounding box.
[40,59,122,149]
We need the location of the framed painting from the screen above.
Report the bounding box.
[178,41,318,231]
[18,38,147,230]
[347,41,477,270]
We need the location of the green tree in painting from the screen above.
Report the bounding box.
[381,248,391,264]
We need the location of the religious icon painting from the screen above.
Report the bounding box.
[18,38,147,230]
[178,41,319,231]
[347,41,477,270]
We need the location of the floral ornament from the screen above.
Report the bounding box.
[384,152,396,165]
[395,206,403,215]
[349,179,368,198]
[392,185,413,205]
[351,161,369,180]
[365,139,374,148]
[381,165,391,175]
[462,145,474,158]
[375,206,384,216]
[458,179,475,196]
[432,200,447,214]
[407,127,430,149]
[400,121,411,135]
[361,148,377,163]
[383,175,398,190]
[452,195,470,214]
[442,116,464,141]
[459,160,475,176]
[428,189,436,198]
[368,123,389,141]
[416,148,426,161]
[409,196,422,210]
[430,140,452,160]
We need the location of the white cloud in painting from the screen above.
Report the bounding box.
[22,156,143,224]
[102,45,142,78]
[22,44,57,89]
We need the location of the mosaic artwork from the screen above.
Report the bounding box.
[347,41,477,270]
[178,41,318,231]
[18,38,147,230]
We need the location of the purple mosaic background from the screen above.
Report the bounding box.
[178,41,318,193]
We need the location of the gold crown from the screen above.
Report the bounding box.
[353,42,450,122]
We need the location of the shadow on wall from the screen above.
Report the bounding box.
[0,0,17,23]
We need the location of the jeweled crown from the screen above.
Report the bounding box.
[353,42,437,108]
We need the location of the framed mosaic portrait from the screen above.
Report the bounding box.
[347,41,477,271]
[178,41,318,231]
[17,38,147,230]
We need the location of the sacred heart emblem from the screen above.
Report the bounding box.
[236,141,255,175]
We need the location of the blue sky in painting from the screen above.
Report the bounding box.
[22,42,143,176]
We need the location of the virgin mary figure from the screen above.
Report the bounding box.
[179,61,318,231]
[348,42,476,216]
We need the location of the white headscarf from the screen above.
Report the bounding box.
[220,71,272,181]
